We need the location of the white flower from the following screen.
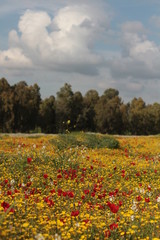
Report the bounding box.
[10,179,15,185]
[131,204,138,212]
[157,196,160,203]
[139,188,145,194]
[131,215,135,221]
[147,192,152,196]
[54,233,61,240]
[75,222,80,227]
[35,233,45,240]
[135,187,139,192]
[109,196,114,202]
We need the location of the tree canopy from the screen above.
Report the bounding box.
[0,77,160,135]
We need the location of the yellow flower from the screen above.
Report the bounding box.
[22,222,29,227]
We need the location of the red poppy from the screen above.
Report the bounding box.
[1,201,14,213]
[43,173,48,179]
[7,190,12,196]
[67,191,74,198]
[118,200,123,207]
[136,195,142,201]
[57,174,62,179]
[4,179,8,184]
[145,197,150,203]
[109,222,118,230]
[91,192,95,197]
[136,172,141,177]
[104,230,111,238]
[83,219,90,224]
[27,157,32,164]
[50,189,55,194]
[107,202,119,213]
[57,189,63,196]
[84,189,89,195]
[71,210,79,217]
[63,191,68,197]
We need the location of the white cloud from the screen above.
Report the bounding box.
[150,15,160,28]
[0,4,110,75]
[0,48,32,68]
[107,21,160,80]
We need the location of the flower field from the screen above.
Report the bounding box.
[0,134,160,239]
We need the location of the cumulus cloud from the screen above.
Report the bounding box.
[0,48,32,68]
[150,15,160,28]
[0,3,110,75]
[107,21,160,81]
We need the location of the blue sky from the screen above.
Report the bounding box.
[1,0,160,103]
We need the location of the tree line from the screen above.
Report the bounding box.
[0,77,160,135]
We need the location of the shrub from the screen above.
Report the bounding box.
[49,132,120,149]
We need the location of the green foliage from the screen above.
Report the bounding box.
[2,79,160,135]
[49,132,120,149]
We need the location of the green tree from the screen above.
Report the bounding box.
[55,83,74,132]
[71,91,84,130]
[95,89,123,134]
[0,78,15,132]
[128,97,146,135]
[82,90,99,131]
[14,81,41,132]
[39,96,56,133]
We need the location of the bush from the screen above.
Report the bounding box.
[49,132,120,149]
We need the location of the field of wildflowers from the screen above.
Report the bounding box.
[0,134,160,239]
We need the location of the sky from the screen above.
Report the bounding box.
[1,0,160,103]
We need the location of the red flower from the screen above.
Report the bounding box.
[145,197,150,203]
[1,201,14,213]
[63,191,68,197]
[131,162,136,166]
[57,189,63,196]
[136,195,142,201]
[104,230,111,238]
[91,192,95,197]
[67,191,74,198]
[43,173,48,179]
[71,210,79,217]
[109,222,118,230]
[50,189,55,194]
[83,219,90,224]
[84,189,89,195]
[136,172,141,177]
[48,199,54,207]
[57,174,62,179]
[1,201,10,209]
[107,202,119,213]
[7,190,12,196]
[27,157,32,164]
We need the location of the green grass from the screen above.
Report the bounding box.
[49,132,120,149]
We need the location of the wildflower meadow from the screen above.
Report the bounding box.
[0,133,160,239]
